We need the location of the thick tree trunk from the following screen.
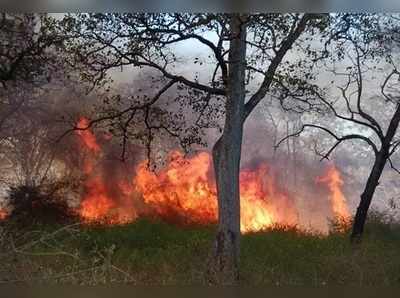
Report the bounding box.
[208,15,247,285]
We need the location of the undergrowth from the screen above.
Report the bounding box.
[0,212,399,285]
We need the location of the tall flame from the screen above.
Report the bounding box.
[76,117,138,223]
[316,164,350,220]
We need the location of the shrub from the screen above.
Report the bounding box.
[6,183,75,226]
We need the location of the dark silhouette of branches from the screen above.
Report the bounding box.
[275,19,400,242]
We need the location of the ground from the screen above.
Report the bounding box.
[0,213,399,285]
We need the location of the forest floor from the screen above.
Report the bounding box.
[1,213,400,285]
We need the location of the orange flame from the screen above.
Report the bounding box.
[135,151,217,225]
[74,118,349,234]
[79,177,115,221]
[76,118,101,153]
[316,164,350,220]
[238,166,276,232]
[135,151,298,233]
[75,117,137,223]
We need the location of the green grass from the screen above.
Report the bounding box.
[1,214,400,285]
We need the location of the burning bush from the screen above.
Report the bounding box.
[6,183,76,225]
[328,215,352,234]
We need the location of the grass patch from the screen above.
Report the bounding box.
[1,214,400,285]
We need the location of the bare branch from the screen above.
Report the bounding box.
[310,86,385,140]
[275,124,379,160]
[381,69,400,103]
[390,139,400,156]
[353,44,384,138]
[243,13,324,120]
[55,78,179,145]
[388,157,400,174]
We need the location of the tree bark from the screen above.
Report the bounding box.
[351,103,400,243]
[208,14,247,285]
[350,151,388,243]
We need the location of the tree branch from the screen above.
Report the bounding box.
[275,123,379,160]
[243,13,323,120]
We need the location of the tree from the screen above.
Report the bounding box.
[0,13,96,224]
[0,13,69,146]
[276,14,400,243]
[57,13,326,283]
[0,13,64,88]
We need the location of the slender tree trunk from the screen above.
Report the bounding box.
[286,121,291,182]
[351,151,388,243]
[351,103,400,243]
[293,136,298,187]
[208,14,247,285]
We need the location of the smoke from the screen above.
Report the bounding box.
[67,91,352,233]
[236,102,355,232]
[0,49,361,232]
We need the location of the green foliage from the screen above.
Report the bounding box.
[1,216,400,285]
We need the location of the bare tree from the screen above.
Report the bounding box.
[276,16,400,242]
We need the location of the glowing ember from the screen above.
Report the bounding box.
[316,164,350,220]
[0,208,8,220]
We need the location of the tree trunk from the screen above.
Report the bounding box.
[208,14,247,285]
[350,151,388,243]
[351,103,400,243]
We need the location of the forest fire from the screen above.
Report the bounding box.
[135,151,298,232]
[75,117,351,233]
[76,117,138,224]
[316,165,351,220]
[76,118,101,153]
